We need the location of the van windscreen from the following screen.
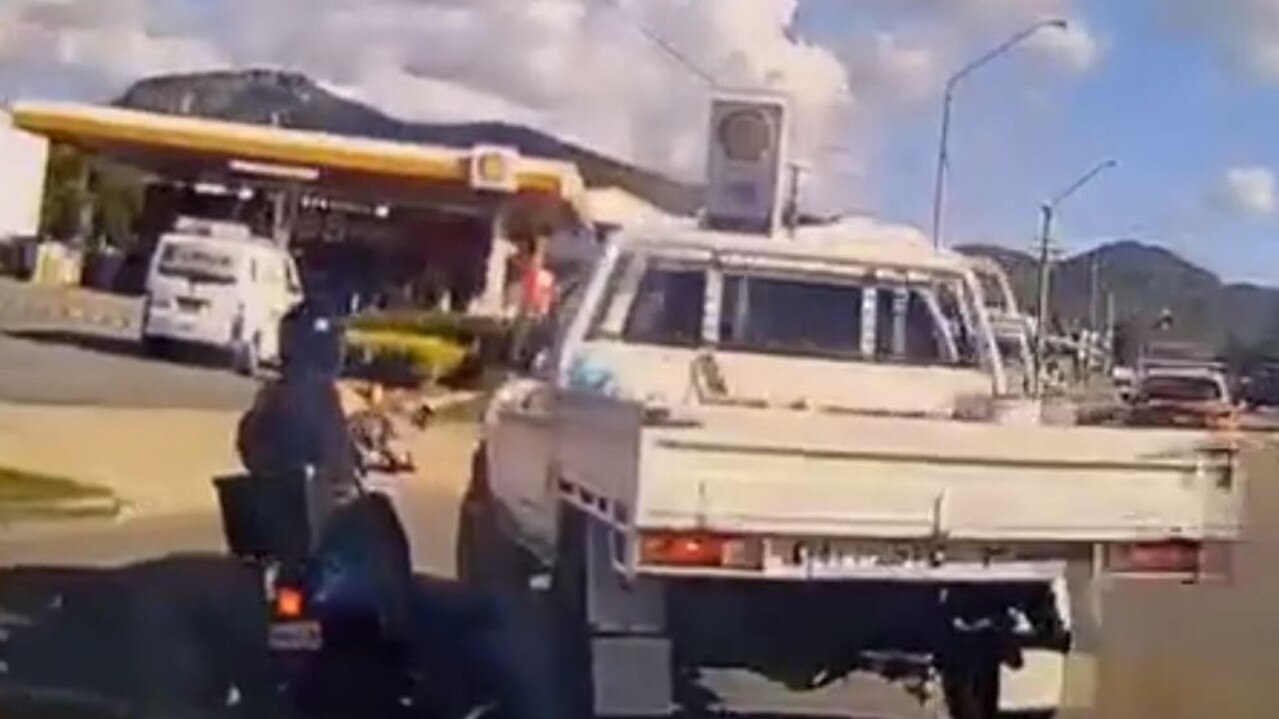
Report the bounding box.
[158,241,238,284]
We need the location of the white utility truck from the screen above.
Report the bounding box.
[459,95,1246,719]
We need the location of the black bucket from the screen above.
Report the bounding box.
[213,473,314,562]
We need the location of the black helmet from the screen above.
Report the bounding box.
[279,296,344,377]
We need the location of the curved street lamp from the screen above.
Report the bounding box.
[929,18,1069,248]
[1032,157,1119,395]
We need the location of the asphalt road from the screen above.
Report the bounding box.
[0,327,257,410]
[5,442,1275,719]
[0,277,256,409]
[0,500,924,719]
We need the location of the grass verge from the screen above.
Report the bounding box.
[0,466,120,524]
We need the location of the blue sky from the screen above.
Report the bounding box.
[796,0,1279,285]
[2,0,1277,284]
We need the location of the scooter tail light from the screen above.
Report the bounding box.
[275,586,305,618]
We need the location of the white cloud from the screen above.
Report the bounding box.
[1212,166,1277,216]
[0,0,1112,217]
[828,1,1099,107]
[1168,0,1279,84]
[1026,20,1100,72]
[0,0,852,185]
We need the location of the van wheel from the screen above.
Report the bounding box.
[142,335,170,359]
[456,445,530,593]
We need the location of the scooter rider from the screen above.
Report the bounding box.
[236,296,362,539]
[235,298,555,719]
[236,296,414,641]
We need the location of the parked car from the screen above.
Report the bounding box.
[1126,368,1238,430]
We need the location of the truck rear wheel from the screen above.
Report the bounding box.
[939,644,1000,719]
[456,445,529,593]
[551,507,595,719]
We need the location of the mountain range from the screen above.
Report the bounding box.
[114,69,701,215]
[958,241,1279,363]
[111,69,1279,360]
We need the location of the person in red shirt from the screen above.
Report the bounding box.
[504,234,558,369]
[512,234,556,319]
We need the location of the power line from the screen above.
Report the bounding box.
[594,0,717,87]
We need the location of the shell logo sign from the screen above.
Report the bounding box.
[704,94,790,237]
[717,108,775,162]
[470,145,519,192]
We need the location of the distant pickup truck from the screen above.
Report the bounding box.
[1126,368,1239,430]
[461,217,1246,719]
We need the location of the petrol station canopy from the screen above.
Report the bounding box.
[10,101,590,221]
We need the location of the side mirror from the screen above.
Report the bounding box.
[510,337,550,376]
[529,350,551,376]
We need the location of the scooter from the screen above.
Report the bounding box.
[215,462,492,718]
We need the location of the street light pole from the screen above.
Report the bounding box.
[1033,202,1055,394]
[1031,158,1118,395]
[930,18,1068,248]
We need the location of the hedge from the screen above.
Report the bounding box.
[347,310,523,374]
[347,310,513,344]
[345,329,470,388]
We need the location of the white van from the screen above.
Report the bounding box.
[141,218,303,374]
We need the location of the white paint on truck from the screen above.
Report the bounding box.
[465,215,1245,719]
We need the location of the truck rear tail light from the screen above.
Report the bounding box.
[1104,540,1234,582]
[639,531,762,570]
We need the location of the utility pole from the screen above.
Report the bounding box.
[1088,252,1101,331]
[1033,203,1054,395]
[1087,252,1101,375]
[1030,158,1118,395]
[1105,290,1116,372]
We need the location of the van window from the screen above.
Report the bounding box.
[156,240,238,285]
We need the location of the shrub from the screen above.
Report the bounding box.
[348,311,512,344]
[345,329,470,388]
[348,310,518,372]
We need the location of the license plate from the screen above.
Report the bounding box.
[269,620,322,651]
[769,538,934,573]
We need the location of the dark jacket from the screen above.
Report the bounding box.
[236,370,361,535]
